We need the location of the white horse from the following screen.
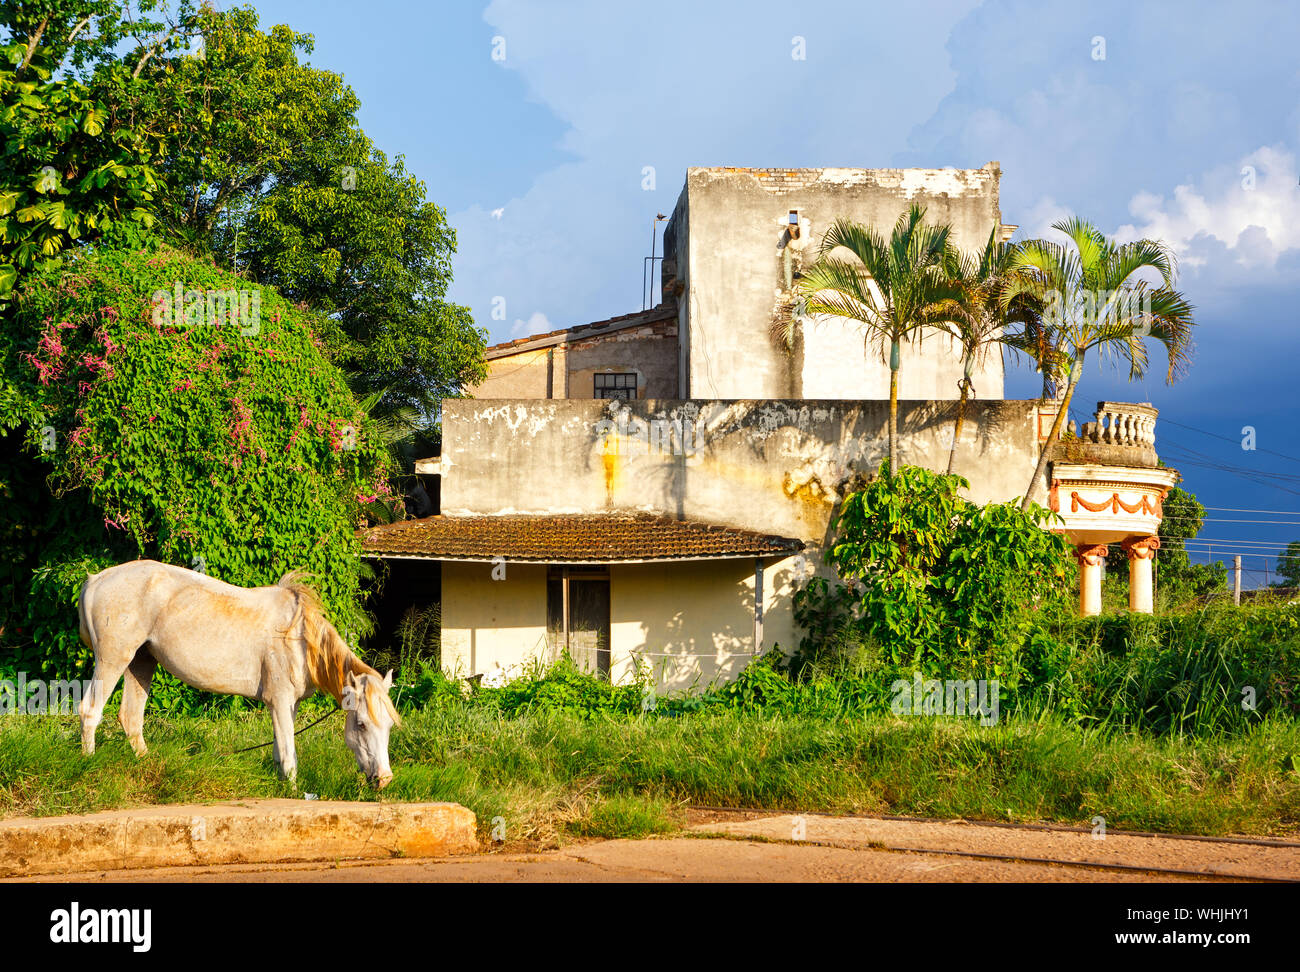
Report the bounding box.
[77,560,399,788]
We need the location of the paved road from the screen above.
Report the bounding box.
[10,811,1295,882]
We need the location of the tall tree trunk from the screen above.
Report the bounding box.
[946,378,970,475]
[887,338,900,478]
[1021,370,1077,511]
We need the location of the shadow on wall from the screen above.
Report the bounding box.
[617,558,798,694]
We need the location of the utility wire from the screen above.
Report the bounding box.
[1160,516,1300,525]
[1202,506,1300,515]
[1158,416,1300,467]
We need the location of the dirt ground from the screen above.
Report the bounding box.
[8,810,1296,883]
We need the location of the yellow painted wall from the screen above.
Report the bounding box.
[474,349,551,398]
[441,556,804,691]
[609,555,802,692]
[440,562,549,678]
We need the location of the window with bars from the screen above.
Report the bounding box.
[594,372,637,400]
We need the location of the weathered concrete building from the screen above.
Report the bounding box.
[662,164,1010,401]
[473,305,680,400]
[476,164,1010,404]
[362,164,1176,691]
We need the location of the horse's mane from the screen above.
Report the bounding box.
[278,572,400,726]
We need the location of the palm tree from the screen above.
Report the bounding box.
[932,229,1040,474]
[788,204,958,476]
[1002,217,1195,511]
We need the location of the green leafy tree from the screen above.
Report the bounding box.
[792,205,959,477]
[1002,217,1196,510]
[106,5,486,421]
[0,0,198,80]
[1274,541,1300,589]
[4,4,486,420]
[0,40,160,307]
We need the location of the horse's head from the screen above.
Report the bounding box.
[342,669,399,789]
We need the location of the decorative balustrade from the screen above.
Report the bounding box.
[1067,401,1158,449]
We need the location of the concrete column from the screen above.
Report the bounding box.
[1122,536,1161,614]
[1075,544,1108,616]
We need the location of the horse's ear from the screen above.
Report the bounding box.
[345,670,360,690]
[383,670,394,691]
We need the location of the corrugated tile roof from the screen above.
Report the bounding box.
[360,512,803,563]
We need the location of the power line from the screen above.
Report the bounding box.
[1202,506,1300,515]
[1161,446,1300,482]
[1157,416,1300,467]
[1161,436,1300,473]
[1161,516,1300,525]
[1181,537,1296,546]
[1158,451,1300,499]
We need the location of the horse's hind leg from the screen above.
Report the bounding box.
[79,654,130,755]
[119,648,158,756]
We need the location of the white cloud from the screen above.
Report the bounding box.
[1115,146,1300,271]
[1015,196,1073,241]
[511,310,552,338]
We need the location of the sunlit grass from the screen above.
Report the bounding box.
[2,706,1296,844]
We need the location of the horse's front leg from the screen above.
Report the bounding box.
[267,698,298,785]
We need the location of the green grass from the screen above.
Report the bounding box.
[2,706,1297,843]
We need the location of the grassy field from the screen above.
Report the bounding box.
[2,705,1297,845]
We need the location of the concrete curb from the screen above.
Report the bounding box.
[0,800,477,878]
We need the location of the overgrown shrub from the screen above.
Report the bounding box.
[1035,597,1300,734]
[796,464,1074,684]
[0,246,390,709]
[387,595,1300,738]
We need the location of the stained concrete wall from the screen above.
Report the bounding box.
[474,348,553,399]
[664,165,1007,401]
[434,397,1050,689]
[439,397,1047,554]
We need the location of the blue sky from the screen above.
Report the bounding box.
[248,0,1300,581]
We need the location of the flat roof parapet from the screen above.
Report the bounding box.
[688,162,1001,196]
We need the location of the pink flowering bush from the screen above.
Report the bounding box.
[5,246,392,679]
